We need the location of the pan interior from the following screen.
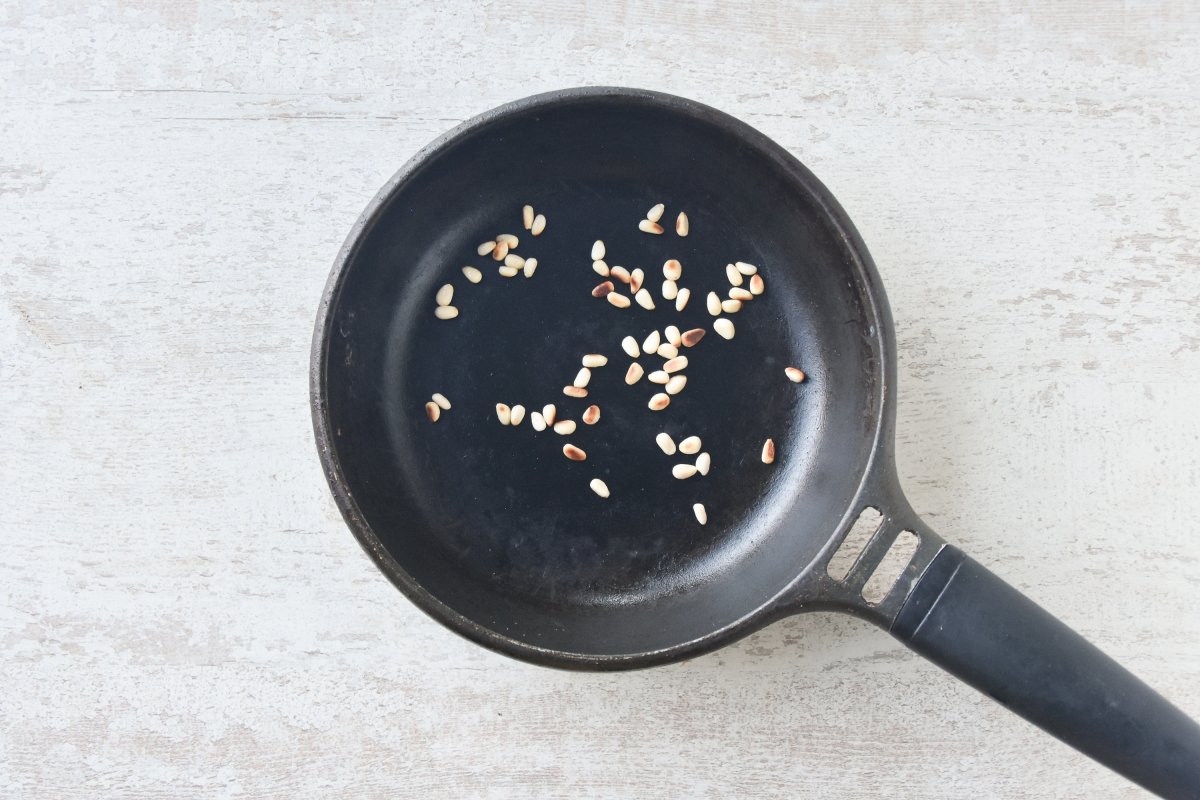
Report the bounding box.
[319,92,884,659]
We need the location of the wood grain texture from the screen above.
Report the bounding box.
[2,2,1198,797]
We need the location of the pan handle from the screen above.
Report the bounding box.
[891,545,1200,800]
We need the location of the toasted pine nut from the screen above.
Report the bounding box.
[462,266,483,283]
[675,288,691,311]
[523,257,538,278]
[591,240,606,260]
[663,259,682,281]
[749,274,764,295]
[695,451,711,475]
[693,503,707,524]
[554,420,577,435]
[663,356,688,373]
[706,291,721,316]
[625,362,645,385]
[582,404,600,425]
[498,265,519,278]
[735,261,758,276]
[542,404,556,426]
[635,288,655,310]
[762,438,775,464]
[721,299,742,314]
[563,443,586,461]
[434,306,459,320]
[582,354,608,368]
[504,253,525,269]
[573,367,591,388]
[643,330,661,353]
[665,374,687,395]
[630,268,645,293]
[531,213,546,236]
[729,287,753,301]
[510,404,526,426]
[648,370,669,384]
[563,385,588,398]
[621,336,640,358]
[672,463,697,479]
[425,402,440,422]
[431,393,451,410]
[593,259,610,276]
[714,318,735,339]
[676,212,689,237]
[493,241,510,261]
[646,203,665,223]
[656,342,678,359]
[610,266,631,284]
[648,393,671,411]
[679,435,701,454]
[662,279,678,300]
[496,403,511,425]
[531,411,547,431]
[592,280,615,298]
[681,328,706,347]
[665,325,681,347]
[590,478,610,498]
[725,263,743,286]
[638,219,664,235]
[607,292,631,309]
[523,205,534,230]
[656,432,677,455]
[785,367,806,383]
[435,283,454,307]
[477,240,497,256]
[497,234,519,248]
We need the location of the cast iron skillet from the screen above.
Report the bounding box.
[311,88,1200,798]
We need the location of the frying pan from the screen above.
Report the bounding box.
[311,87,1200,797]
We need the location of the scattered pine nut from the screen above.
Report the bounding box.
[663,259,682,281]
[735,261,758,276]
[493,241,510,261]
[496,403,511,425]
[498,265,520,278]
[462,266,483,283]
[591,240,606,260]
[431,393,451,410]
[721,299,743,314]
[714,318,735,340]
[582,354,608,368]
[693,503,707,524]
[510,404,526,426]
[435,284,454,307]
[662,279,678,300]
[593,259,610,276]
[477,240,497,257]
[639,219,664,235]
[729,287,753,302]
[648,370,669,384]
[531,214,546,236]
[665,325,681,347]
[749,274,764,295]
[648,393,671,411]
[785,367,806,383]
[679,435,701,455]
[635,289,655,310]
[665,374,687,395]
[592,280,615,298]
[607,292,631,309]
[542,404,557,426]
[646,203,665,223]
[425,402,440,422]
[625,362,645,385]
[522,205,534,230]
[706,291,721,316]
[610,266,631,284]
[695,452,711,475]
[573,367,592,388]
[630,268,645,293]
[725,264,744,286]
[563,443,586,461]
[681,328,706,347]
[497,234,519,248]
[554,419,577,435]
[434,306,459,320]
[531,411,547,431]
[563,385,588,398]
[582,404,601,425]
[676,212,689,237]
[621,336,640,358]
[504,253,525,269]
[663,356,688,373]
[656,432,677,455]
[590,478,610,498]
[523,258,538,278]
[761,438,776,464]
[643,330,661,353]
[656,342,679,359]
[672,463,697,480]
[675,288,691,311]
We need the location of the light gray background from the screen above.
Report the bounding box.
[3,2,1198,798]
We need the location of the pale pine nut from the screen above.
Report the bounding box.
[679,435,701,454]
[523,257,538,278]
[435,284,454,307]
[496,403,511,425]
[498,265,519,278]
[721,299,742,314]
[693,503,707,524]
[635,289,655,310]
[582,405,601,425]
[625,362,645,385]
[573,367,592,388]
[554,420,577,435]
[735,261,758,275]
[425,402,440,422]
[706,291,721,316]
[725,263,743,286]
[648,370,669,384]
[675,288,691,311]
[510,404,526,426]
[434,306,459,320]
[676,212,689,237]
[662,279,678,300]
[681,328,705,347]
[591,240,606,260]
[522,205,534,230]
[462,266,483,283]
[563,443,586,461]
[621,336,640,358]
[590,478,610,498]
[646,203,665,223]
[582,354,608,368]
[531,411,547,431]
[477,240,497,257]
[607,292,631,309]
[542,404,557,425]
[762,438,776,464]
[656,342,678,359]
[504,253,525,269]
[563,385,588,398]
[531,214,546,235]
[656,432,677,455]
[714,318,735,339]
[663,356,688,373]
[643,330,661,353]
[665,374,687,395]
[785,367,806,383]
[695,451,711,475]
[672,463,697,479]
[593,259,610,276]
[662,259,682,281]
[497,233,519,248]
[638,219,664,234]
[729,287,753,301]
[431,393,451,410]
[665,325,681,346]
[648,393,670,411]
[749,274,764,295]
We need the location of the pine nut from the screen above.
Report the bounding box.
[662,279,678,300]
[498,265,519,278]
[672,463,697,479]
[435,284,454,307]
[735,261,758,276]
[593,259,610,276]
[785,367,806,383]
[431,393,451,410]
[729,287,753,301]
[681,328,706,347]
[522,205,534,230]
[656,342,678,359]
[563,385,588,398]
[434,306,459,320]
[582,354,608,368]
[695,452,711,476]
[496,403,511,425]
[573,367,592,388]
[523,257,538,278]
[590,478,610,498]
[656,432,677,455]
[621,336,640,358]
[638,219,664,234]
[749,274,764,295]
[761,438,775,464]
[607,292,631,309]
[679,435,701,455]
[462,266,483,283]
[676,212,689,237]
[582,404,601,425]
[665,325,681,346]
[477,240,497,257]
[643,330,661,352]
[531,411,546,431]
[542,404,556,425]
[693,503,707,524]
[675,288,691,311]
[625,362,645,384]
[592,281,615,298]
[635,289,655,310]
[510,404,526,425]
[610,266,631,284]
[725,263,743,286]
[648,393,671,411]
[665,374,687,395]
[663,356,688,373]
[531,214,546,236]
[706,291,721,316]
[497,234,519,248]
[425,402,440,422]
[493,241,510,261]
[591,240,606,260]
[721,299,742,314]
[630,268,645,293]
[504,253,525,269]
[714,318,735,339]
[646,202,665,223]
[648,370,669,384]
[563,443,586,461]
[663,259,682,281]
[554,419,577,435]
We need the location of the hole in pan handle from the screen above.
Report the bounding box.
[890,545,1200,799]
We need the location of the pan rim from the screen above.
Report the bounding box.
[310,85,896,670]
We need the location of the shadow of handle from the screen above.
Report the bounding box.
[892,546,1200,800]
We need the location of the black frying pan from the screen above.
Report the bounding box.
[311,88,1200,798]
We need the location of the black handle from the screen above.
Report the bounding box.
[892,546,1200,799]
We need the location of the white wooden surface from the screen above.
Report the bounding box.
[3,3,1199,797]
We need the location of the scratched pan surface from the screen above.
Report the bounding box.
[312,87,890,666]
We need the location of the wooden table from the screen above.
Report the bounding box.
[3,3,1197,797]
